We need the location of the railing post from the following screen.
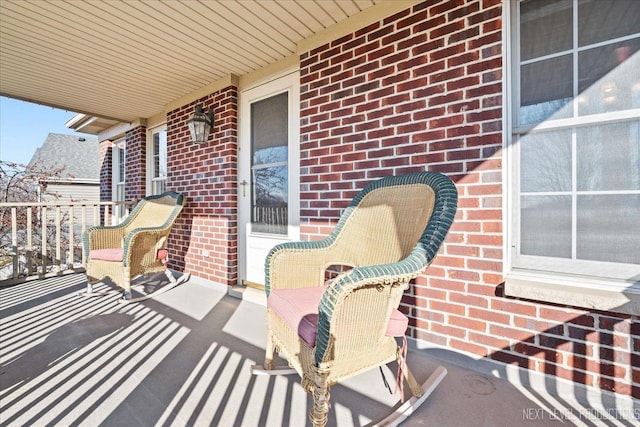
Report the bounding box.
[81,205,87,266]
[93,205,99,228]
[55,205,61,273]
[68,205,74,269]
[27,206,33,276]
[11,207,18,279]
[41,206,47,276]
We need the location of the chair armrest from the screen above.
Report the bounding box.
[314,254,429,365]
[265,239,353,296]
[83,225,126,254]
[123,227,172,267]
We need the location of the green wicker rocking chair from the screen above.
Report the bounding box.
[252,171,458,426]
[81,191,189,303]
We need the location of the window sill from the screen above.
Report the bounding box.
[504,271,640,316]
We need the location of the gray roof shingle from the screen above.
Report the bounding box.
[27,133,99,182]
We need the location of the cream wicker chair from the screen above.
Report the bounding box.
[252,172,457,426]
[81,191,189,303]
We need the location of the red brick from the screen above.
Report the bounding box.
[450,338,488,356]
[491,299,536,317]
[469,306,510,324]
[450,315,487,332]
[490,325,536,343]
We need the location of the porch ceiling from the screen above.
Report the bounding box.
[0,0,384,128]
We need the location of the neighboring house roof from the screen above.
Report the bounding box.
[27,133,100,184]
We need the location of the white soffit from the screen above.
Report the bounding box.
[0,0,389,127]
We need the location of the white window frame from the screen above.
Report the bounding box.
[504,1,640,315]
[147,125,168,196]
[112,138,126,224]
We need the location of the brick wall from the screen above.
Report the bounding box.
[98,140,112,203]
[166,86,239,286]
[298,0,637,397]
[124,126,147,200]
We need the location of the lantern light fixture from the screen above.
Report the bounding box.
[187,104,214,144]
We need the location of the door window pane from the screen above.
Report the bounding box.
[252,166,288,234]
[251,92,288,235]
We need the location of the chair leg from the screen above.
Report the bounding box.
[308,367,331,427]
[250,332,297,375]
[118,270,191,304]
[402,364,424,398]
[264,333,275,370]
[78,278,114,297]
[122,269,132,301]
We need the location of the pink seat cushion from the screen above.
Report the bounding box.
[268,286,408,347]
[157,249,168,261]
[89,248,168,262]
[89,248,124,262]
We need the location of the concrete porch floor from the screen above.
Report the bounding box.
[0,273,636,427]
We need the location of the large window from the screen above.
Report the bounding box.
[149,126,167,195]
[508,0,640,313]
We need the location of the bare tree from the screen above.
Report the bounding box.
[1,160,67,279]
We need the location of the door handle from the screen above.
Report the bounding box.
[240,180,248,197]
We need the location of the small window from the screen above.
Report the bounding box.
[149,127,167,195]
[112,139,126,223]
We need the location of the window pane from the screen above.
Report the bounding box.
[578,0,640,47]
[251,92,288,235]
[251,93,288,165]
[520,130,572,192]
[577,39,640,115]
[520,55,573,124]
[577,194,640,264]
[252,166,288,234]
[577,122,640,191]
[521,195,572,258]
[520,0,573,60]
[118,147,125,183]
[153,131,167,178]
[153,180,166,195]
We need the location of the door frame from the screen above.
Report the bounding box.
[238,69,300,287]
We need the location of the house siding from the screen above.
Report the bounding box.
[117,0,637,398]
[44,183,99,202]
[166,87,239,286]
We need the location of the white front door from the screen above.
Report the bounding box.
[239,71,300,288]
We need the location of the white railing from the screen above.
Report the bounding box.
[0,200,134,283]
